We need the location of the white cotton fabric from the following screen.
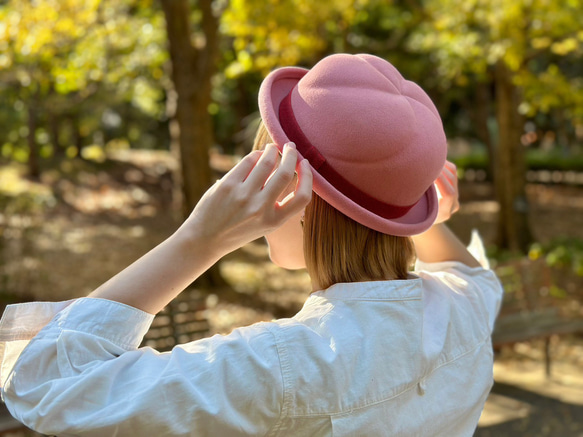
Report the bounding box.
[0,232,503,437]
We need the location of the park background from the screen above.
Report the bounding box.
[1,0,583,435]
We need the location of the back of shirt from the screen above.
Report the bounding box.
[265,262,503,436]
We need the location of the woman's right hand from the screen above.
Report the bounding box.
[179,142,313,258]
[433,160,460,225]
[89,142,312,315]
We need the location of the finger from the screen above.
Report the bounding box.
[445,161,459,181]
[434,172,454,195]
[277,159,313,216]
[221,150,263,183]
[441,169,456,186]
[440,162,457,184]
[244,143,280,189]
[445,160,457,170]
[262,143,298,201]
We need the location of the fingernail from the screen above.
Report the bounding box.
[285,142,296,150]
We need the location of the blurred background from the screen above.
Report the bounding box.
[0,0,582,435]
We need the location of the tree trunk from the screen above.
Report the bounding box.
[69,114,84,158]
[166,87,184,218]
[555,110,570,156]
[493,62,533,253]
[162,0,217,216]
[27,101,40,180]
[49,111,64,158]
[474,81,495,181]
[161,0,226,288]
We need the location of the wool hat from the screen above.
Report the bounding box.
[258,53,447,236]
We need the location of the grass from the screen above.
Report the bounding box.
[451,148,583,173]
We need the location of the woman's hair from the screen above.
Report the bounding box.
[253,121,416,289]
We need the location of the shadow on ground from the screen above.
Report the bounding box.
[476,381,583,436]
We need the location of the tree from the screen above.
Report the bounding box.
[0,0,168,172]
[0,0,101,177]
[161,0,219,218]
[161,0,224,287]
[222,0,387,77]
[407,0,583,253]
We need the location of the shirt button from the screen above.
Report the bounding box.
[417,380,426,396]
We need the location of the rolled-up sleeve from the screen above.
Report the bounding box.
[0,298,284,436]
[414,230,504,332]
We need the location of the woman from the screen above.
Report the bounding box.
[0,54,503,436]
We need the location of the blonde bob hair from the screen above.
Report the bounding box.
[253,121,416,290]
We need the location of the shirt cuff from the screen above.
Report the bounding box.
[0,300,76,342]
[0,300,75,389]
[0,298,154,389]
[51,298,155,350]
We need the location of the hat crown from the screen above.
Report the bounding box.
[291,54,446,207]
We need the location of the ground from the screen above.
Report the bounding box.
[0,150,582,436]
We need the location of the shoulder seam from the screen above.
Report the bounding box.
[263,323,292,437]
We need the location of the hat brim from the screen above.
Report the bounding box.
[258,67,439,237]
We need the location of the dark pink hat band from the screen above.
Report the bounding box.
[278,89,416,220]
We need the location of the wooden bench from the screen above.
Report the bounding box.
[141,288,210,352]
[491,258,583,377]
[492,308,583,377]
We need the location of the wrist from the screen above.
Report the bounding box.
[172,219,228,263]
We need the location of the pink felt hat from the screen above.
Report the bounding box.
[258,53,447,236]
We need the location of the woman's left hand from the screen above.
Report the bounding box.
[433,160,460,225]
[180,142,313,257]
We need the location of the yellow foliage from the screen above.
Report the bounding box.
[531,37,552,49]
[80,145,106,163]
[411,0,583,115]
[5,0,100,61]
[65,146,78,159]
[551,38,580,55]
[222,0,372,76]
[0,165,52,198]
[0,0,169,131]
[528,246,542,261]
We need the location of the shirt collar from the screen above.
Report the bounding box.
[309,274,422,302]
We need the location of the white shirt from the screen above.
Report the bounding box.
[0,232,503,437]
